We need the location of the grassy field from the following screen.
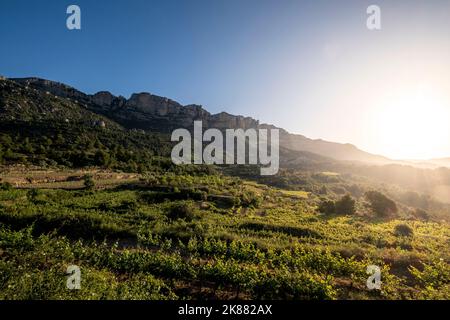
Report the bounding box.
[0,169,449,300]
[278,190,310,199]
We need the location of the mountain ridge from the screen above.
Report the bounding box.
[8,76,392,164]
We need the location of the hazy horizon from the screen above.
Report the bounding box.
[1,0,450,159]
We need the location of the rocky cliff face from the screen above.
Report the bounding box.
[92,91,125,108]
[208,112,259,130]
[127,93,179,116]
[9,77,392,164]
[11,77,261,132]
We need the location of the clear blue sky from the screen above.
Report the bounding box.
[1,0,450,159]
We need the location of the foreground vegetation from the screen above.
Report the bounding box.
[0,168,449,300]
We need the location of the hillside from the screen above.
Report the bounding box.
[0,78,172,170]
[10,77,393,164]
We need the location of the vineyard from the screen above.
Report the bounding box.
[0,170,449,300]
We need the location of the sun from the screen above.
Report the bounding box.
[371,88,450,160]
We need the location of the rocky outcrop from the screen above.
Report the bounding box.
[92,120,106,128]
[92,91,126,110]
[126,93,182,116]
[92,91,115,107]
[209,112,259,130]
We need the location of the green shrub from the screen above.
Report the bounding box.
[318,194,355,215]
[167,202,201,222]
[318,200,335,215]
[240,191,262,208]
[394,223,414,237]
[117,199,138,212]
[335,194,356,215]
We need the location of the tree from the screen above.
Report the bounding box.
[318,194,356,215]
[21,137,34,154]
[83,174,95,190]
[55,134,65,145]
[318,200,336,215]
[365,191,398,217]
[318,186,328,195]
[94,149,110,167]
[335,194,356,215]
[43,136,53,147]
[72,151,91,167]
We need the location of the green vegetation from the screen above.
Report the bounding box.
[0,169,449,300]
[83,174,95,191]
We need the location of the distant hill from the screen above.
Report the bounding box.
[395,158,450,169]
[10,77,393,165]
[429,158,450,168]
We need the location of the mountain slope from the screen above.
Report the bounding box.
[280,133,389,164]
[11,77,392,164]
[0,77,172,169]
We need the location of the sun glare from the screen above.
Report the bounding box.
[371,88,450,160]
